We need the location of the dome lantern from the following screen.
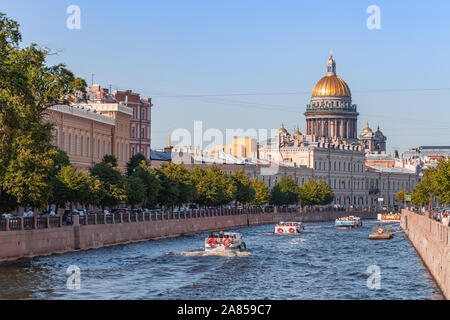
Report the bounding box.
[327,54,336,76]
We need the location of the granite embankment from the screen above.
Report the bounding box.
[0,208,378,263]
[401,209,450,299]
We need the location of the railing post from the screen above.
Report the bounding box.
[5,218,10,231]
[20,217,24,230]
[73,215,80,227]
[94,214,98,225]
[33,215,38,229]
[59,215,63,227]
[46,216,50,228]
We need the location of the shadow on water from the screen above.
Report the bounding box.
[0,220,444,300]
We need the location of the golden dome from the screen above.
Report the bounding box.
[363,121,372,133]
[312,75,351,97]
[278,121,288,134]
[293,125,301,136]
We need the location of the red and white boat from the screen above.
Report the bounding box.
[274,221,304,235]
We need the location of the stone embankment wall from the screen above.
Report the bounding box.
[0,208,378,263]
[401,209,450,299]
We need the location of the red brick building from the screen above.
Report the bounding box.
[88,86,153,160]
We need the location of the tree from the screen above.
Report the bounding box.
[317,180,335,206]
[126,175,147,208]
[131,161,161,208]
[102,154,118,167]
[0,13,87,211]
[249,178,270,206]
[270,176,300,206]
[53,166,101,209]
[395,189,408,203]
[155,163,195,208]
[191,166,236,207]
[126,153,148,177]
[89,158,126,209]
[298,179,334,207]
[231,170,255,206]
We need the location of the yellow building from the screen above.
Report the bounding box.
[211,137,257,159]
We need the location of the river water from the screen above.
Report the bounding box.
[0,220,443,300]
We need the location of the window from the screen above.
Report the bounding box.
[61,132,65,151]
[132,127,135,138]
[68,134,72,155]
[103,140,106,156]
[132,108,136,119]
[141,108,146,120]
[55,129,59,146]
[141,127,145,139]
[98,139,100,158]
[86,137,89,157]
[74,135,78,155]
[81,136,84,156]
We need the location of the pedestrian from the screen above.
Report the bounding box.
[442,215,449,227]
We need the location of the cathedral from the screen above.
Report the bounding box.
[263,54,387,162]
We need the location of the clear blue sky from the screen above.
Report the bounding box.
[2,0,450,153]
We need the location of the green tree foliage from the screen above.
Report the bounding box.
[249,178,270,206]
[102,154,118,167]
[0,13,87,211]
[270,176,300,206]
[191,166,236,207]
[231,170,255,206]
[298,179,334,207]
[156,163,195,207]
[130,161,161,208]
[317,180,335,206]
[395,189,408,203]
[412,159,450,207]
[89,157,126,209]
[126,153,148,177]
[125,175,147,208]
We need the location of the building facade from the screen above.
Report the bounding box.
[45,103,132,170]
[88,86,153,160]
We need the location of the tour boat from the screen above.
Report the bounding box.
[274,221,304,235]
[378,213,401,223]
[204,231,246,251]
[335,216,362,229]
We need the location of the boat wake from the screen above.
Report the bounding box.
[173,248,252,258]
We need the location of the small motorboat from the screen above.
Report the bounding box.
[369,224,394,240]
[274,221,304,235]
[335,216,362,229]
[205,231,246,251]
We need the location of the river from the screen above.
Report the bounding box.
[0,220,443,299]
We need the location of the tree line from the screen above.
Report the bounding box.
[410,159,450,208]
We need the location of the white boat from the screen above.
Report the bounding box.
[335,216,362,228]
[274,221,304,235]
[204,231,246,251]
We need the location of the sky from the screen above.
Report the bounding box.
[2,0,450,153]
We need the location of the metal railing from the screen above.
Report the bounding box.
[0,206,384,232]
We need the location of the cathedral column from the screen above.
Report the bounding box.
[346,120,350,139]
[340,120,344,138]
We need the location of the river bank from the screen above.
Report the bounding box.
[0,208,378,263]
[401,209,450,299]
